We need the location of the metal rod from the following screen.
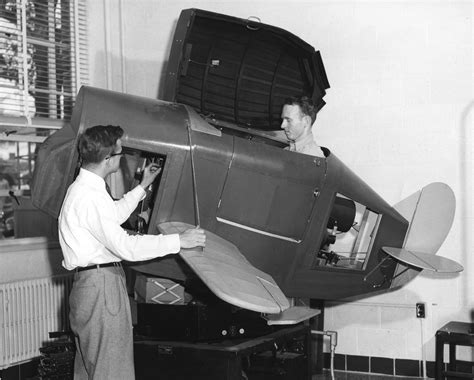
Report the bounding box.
[364,255,391,281]
[311,330,337,380]
[186,123,200,227]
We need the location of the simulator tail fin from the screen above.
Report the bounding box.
[388,182,459,288]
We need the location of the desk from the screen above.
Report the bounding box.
[134,324,311,380]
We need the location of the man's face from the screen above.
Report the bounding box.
[280,104,309,142]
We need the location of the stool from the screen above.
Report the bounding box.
[435,321,474,380]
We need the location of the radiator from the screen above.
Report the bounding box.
[0,275,73,369]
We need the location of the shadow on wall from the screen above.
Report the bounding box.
[92,51,169,100]
[460,100,474,308]
[92,16,176,98]
[471,309,474,362]
[157,18,178,100]
[157,60,169,99]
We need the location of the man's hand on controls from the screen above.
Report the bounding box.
[140,163,161,189]
[179,228,206,249]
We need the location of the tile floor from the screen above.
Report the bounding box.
[313,370,422,380]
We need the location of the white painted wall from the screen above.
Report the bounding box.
[86,0,473,363]
[0,238,67,281]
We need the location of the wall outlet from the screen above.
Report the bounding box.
[416,302,426,318]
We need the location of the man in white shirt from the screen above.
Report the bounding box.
[58,125,206,379]
[280,95,325,157]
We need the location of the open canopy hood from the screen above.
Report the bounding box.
[163,8,330,131]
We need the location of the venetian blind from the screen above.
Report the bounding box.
[0,0,88,142]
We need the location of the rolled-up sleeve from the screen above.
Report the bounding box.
[114,185,146,224]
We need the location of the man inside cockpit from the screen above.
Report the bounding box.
[280,95,325,158]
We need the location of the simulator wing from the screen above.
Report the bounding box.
[158,221,290,314]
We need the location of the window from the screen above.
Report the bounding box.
[313,193,381,271]
[0,0,88,240]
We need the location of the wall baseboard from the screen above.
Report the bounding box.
[323,353,473,378]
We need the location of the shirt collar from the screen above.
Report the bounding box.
[291,133,315,151]
[77,168,107,191]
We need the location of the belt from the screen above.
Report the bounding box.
[75,262,121,272]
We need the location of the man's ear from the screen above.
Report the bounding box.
[103,156,112,169]
[304,115,313,128]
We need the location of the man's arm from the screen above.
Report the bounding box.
[113,163,161,224]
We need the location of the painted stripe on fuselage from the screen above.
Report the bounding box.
[216,217,301,243]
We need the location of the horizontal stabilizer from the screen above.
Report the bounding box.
[264,306,321,325]
[158,222,290,314]
[383,247,463,273]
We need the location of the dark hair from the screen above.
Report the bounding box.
[78,125,124,165]
[283,95,317,124]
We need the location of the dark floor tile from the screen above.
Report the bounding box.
[1,364,20,380]
[395,358,420,377]
[313,369,420,380]
[347,355,369,373]
[313,369,352,380]
[20,358,39,379]
[334,353,346,371]
[426,360,437,378]
[323,352,331,369]
[314,369,430,380]
[370,356,393,375]
[342,372,374,380]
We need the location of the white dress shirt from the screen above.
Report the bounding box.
[286,133,325,157]
[58,168,180,270]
